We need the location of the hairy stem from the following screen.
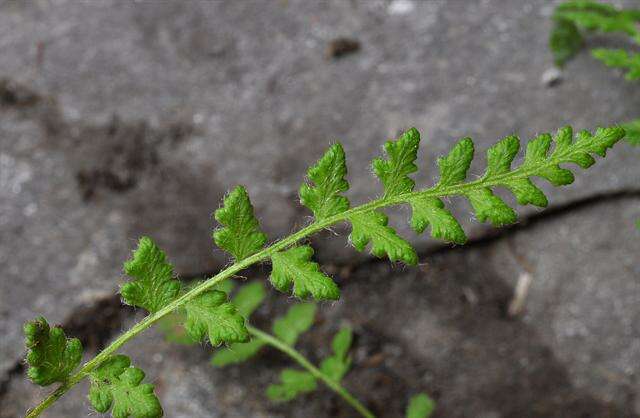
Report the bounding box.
[247,325,375,418]
[26,142,592,417]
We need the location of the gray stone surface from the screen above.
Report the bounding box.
[1,0,639,416]
[3,197,638,417]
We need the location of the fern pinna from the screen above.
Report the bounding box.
[23,124,625,417]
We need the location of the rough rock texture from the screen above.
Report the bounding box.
[1,0,639,417]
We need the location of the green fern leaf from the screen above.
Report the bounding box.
[299,143,350,219]
[232,281,266,318]
[270,246,339,300]
[486,135,548,208]
[591,48,640,80]
[158,281,237,346]
[550,17,583,66]
[406,393,436,418]
[405,137,472,244]
[373,128,420,198]
[622,119,640,145]
[578,126,625,156]
[407,196,466,244]
[272,303,317,346]
[523,133,552,165]
[23,317,82,386]
[214,185,267,261]
[533,129,575,186]
[436,137,474,187]
[349,211,418,264]
[209,282,267,366]
[506,178,548,207]
[184,290,249,346]
[212,301,315,367]
[319,326,353,382]
[266,369,317,402]
[466,188,517,226]
[88,355,162,418]
[485,135,520,177]
[121,237,180,313]
[555,1,640,39]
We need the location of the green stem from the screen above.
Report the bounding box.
[25,141,591,417]
[247,325,375,418]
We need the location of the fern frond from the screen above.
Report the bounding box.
[24,123,625,418]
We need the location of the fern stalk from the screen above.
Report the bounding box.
[25,125,624,417]
[246,325,375,418]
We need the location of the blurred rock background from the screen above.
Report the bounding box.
[0,0,639,417]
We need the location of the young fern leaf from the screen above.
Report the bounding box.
[319,326,353,382]
[373,127,420,198]
[550,16,583,67]
[408,138,473,244]
[232,281,266,318]
[249,304,319,403]
[485,134,520,178]
[465,135,519,226]
[210,282,267,366]
[266,325,353,403]
[270,246,339,300]
[88,355,162,418]
[407,196,467,244]
[406,393,436,418]
[23,317,82,386]
[184,290,249,346]
[466,188,517,226]
[351,129,426,258]
[622,119,640,145]
[349,211,418,264]
[158,281,237,346]
[121,237,180,313]
[299,143,350,219]
[529,131,575,185]
[436,137,474,187]
[591,48,640,80]
[214,185,267,261]
[272,302,317,346]
[211,300,314,367]
[266,369,318,402]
